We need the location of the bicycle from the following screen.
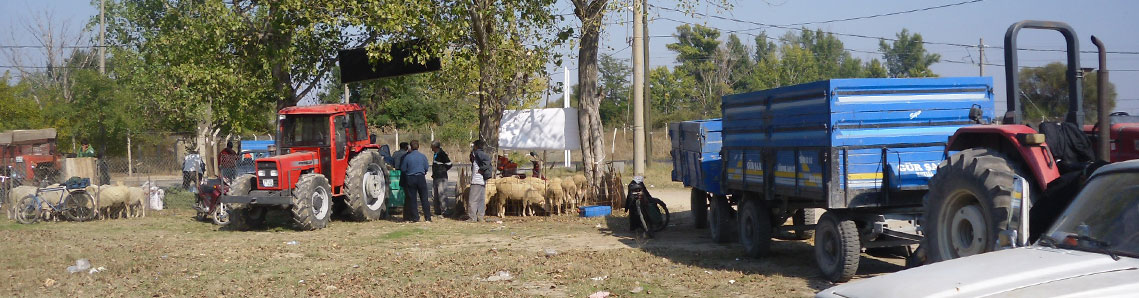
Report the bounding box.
[15,180,97,224]
[626,176,670,238]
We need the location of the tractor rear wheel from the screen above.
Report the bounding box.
[345,150,389,221]
[708,195,736,243]
[691,189,708,229]
[925,148,1021,264]
[739,198,772,258]
[291,173,332,230]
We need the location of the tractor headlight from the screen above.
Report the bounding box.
[270,170,278,177]
[258,170,266,176]
[262,179,275,187]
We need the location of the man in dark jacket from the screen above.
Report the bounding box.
[400,140,432,222]
[430,141,453,216]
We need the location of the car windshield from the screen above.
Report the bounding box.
[281,115,329,147]
[1045,172,1139,258]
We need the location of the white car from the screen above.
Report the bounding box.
[818,160,1139,298]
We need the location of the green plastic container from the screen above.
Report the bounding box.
[387,170,405,208]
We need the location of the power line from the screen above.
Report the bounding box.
[784,0,986,26]
[650,4,1139,55]
[0,45,106,49]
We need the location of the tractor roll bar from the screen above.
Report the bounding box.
[1003,20,1082,126]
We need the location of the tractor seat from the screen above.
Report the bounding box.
[1038,122,1095,174]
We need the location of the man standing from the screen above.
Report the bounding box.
[182,149,205,192]
[77,141,96,158]
[430,141,452,216]
[528,151,542,179]
[400,140,432,222]
[467,140,492,222]
[218,141,239,181]
[392,142,409,169]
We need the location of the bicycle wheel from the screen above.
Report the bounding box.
[16,195,41,224]
[651,199,670,233]
[634,200,653,238]
[63,191,96,222]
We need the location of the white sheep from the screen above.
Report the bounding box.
[6,186,38,220]
[96,184,131,219]
[545,178,565,215]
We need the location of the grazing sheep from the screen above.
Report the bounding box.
[545,178,565,215]
[96,184,131,219]
[491,177,526,217]
[127,186,146,218]
[561,178,579,213]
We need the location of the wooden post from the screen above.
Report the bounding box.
[127,130,133,177]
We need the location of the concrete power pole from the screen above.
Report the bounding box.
[978,38,984,77]
[632,0,646,176]
[564,66,572,168]
[99,0,106,74]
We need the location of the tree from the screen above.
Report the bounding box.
[598,54,632,126]
[879,29,941,78]
[1017,62,1116,124]
[570,0,610,196]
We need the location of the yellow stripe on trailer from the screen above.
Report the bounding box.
[847,172,883,180]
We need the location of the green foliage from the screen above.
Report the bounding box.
[879,29,941,78]
[598,54,632,126]
[0,74,43,131]
[1017,62,1116,124]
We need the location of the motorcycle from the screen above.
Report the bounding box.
[193,176,232,226]
[626,176,670,238]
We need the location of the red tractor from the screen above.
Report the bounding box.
[921,21,1127,263]
[221,104,390,230]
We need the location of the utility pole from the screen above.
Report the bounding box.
[564,66,572,168]
[342,84,349,103]
[632,0,646,176]
[643,3,653,167]
[978,38,984,77]
[99,0,106,74]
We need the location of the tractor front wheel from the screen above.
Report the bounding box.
[291,174,332,230]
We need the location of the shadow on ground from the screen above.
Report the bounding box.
[602,208,907,291]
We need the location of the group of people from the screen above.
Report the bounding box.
[391,139,492,223]
[181,141,241,192]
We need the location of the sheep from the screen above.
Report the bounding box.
[545,178,565,215]
[6,186,38,220]
[127,186,146,218]
[491,177,527,217]
[561,178,579,213]
[96,184,131,219]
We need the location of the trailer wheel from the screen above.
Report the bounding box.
[708,195,736,243]
[345,150,389,221]
[775,208,817,240]
[925,148,1019,264]
[739,199,772,258]
[691,189,708,229]
[291,174,331,230]
[814,211,859,283]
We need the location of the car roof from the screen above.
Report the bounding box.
[279,103,364,115]
[1088,159,1139,180]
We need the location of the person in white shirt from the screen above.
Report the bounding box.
[182,149,205,192]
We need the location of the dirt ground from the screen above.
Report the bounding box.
[0,186,906,297]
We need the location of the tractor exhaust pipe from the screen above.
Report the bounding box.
[1092,36,1110,162]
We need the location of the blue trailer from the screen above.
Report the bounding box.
[669,119,725,229]
[676,77,994,282]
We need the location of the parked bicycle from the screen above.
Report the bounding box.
[626,176,670,238]
[15,178,97,224]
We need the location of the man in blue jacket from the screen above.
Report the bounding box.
[400,140,432,222]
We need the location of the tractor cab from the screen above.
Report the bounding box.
[222,104,390,230]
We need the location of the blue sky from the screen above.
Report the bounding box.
[4,0,1138,116]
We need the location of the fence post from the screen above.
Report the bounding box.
[127,130,133,177]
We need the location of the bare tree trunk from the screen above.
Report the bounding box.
[574,0,609,199]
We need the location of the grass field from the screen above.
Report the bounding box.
[0,189,905,297]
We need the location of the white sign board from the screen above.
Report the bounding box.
[498,108,581,150]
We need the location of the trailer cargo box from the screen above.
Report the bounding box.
[721,77,993,208]
[669,119,724,196]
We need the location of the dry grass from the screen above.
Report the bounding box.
[0,190,905,297]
